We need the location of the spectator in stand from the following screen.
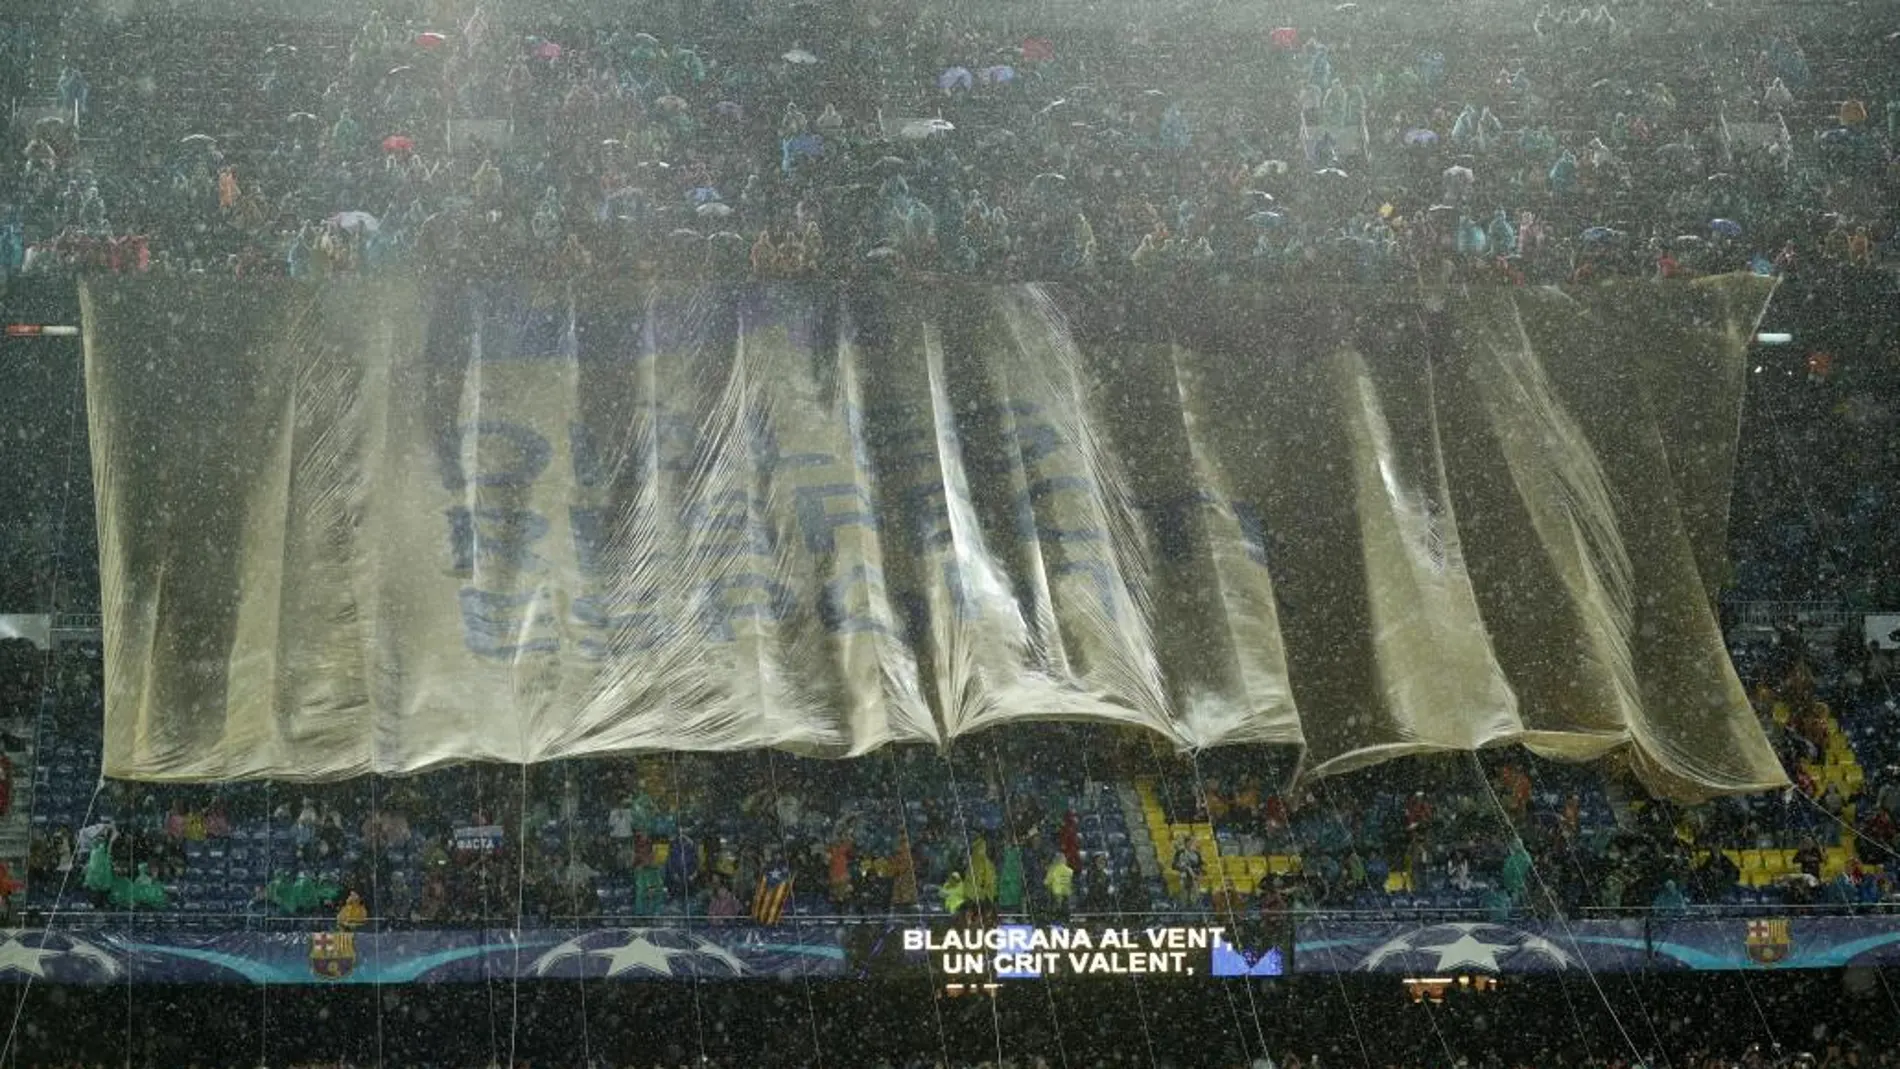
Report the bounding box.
[888,834,919,913]
[826,834,853,911]
[1042,853,1072,918]
[940,870,967,918]
[997,840,1026,913]
[1795,837,1825,880]
[336,889,368,929]
[1652,878,1689,917]
[967,838,997,909]
[1172,835,1204,906]
[1079,854,1115,914]
[706,877,742,923]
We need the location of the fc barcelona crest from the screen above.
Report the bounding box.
[1744,919,1791,966]
[310,931,357,980]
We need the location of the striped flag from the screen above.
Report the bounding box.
[752,864,794,925]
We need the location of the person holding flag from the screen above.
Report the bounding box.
[753,855,794,925]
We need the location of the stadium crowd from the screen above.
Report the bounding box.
[0,0,1895,288]
[1,594,1896,929]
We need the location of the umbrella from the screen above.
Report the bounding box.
[1270,27,1299,50]
[382,134,415,153]
[264,43,297,57]
[1313,166,1350,180]
[938,67,973,92]
[982,65,1016,85]
[713,100,744,119]
[386,65,415,79]
[655,95,687,112]
[1581,226,1623,243]
[899,118,954,139]
[1710,218,1743,237]
[287,112,320,124]
[688,186,722,204]
[782,48,818,65]
[179,133,217,145]
[532,41,563,61]
[415,31,448,49]
[1403,128,1438,146]
[696,201,733,218]
[1247,210,1287,228]
[1029,173,1068,201]
[329,211,379,233]
[1021,37,1054,62]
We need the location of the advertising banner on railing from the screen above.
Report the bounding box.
[7,915,1898,983]
[1294,916,1900,974]
[1292,918,1652,974]
[1647,917,1900,970]
[0,926,848,985]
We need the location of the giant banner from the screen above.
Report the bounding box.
[83,277,1783,798]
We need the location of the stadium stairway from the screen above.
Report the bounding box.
[1135,778,1302,902]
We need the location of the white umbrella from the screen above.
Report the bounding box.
[328,211,380,233]
[782,48,818,65]
[899,118,954,140]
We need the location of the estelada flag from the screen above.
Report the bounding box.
[753,865,794,925]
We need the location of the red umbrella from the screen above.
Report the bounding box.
[381,134,415,154]
[1021,37,1054,62]
[1270,26,1299,50]
[532,40,562,61]
[415,31,448,49]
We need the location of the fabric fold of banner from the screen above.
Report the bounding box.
[83,276,1783,800]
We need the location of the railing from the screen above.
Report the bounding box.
[51,613,102,632]
[20,900,1900,932]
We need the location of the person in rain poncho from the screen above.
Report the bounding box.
[940,871,968,916]
[632,856,667,915]
[968,838,998,906]
[120,863,167,910]
[82,837,115,909]
[997,841,1026,911]
[337,889,369,929]
[1043,854,1074,917]
[1501,841,1532,903]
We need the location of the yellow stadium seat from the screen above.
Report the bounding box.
[1740,850,1765,873]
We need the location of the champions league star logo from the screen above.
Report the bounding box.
[0,930,122,981]
[1356,923,1578,973]
[531,929,750,978]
